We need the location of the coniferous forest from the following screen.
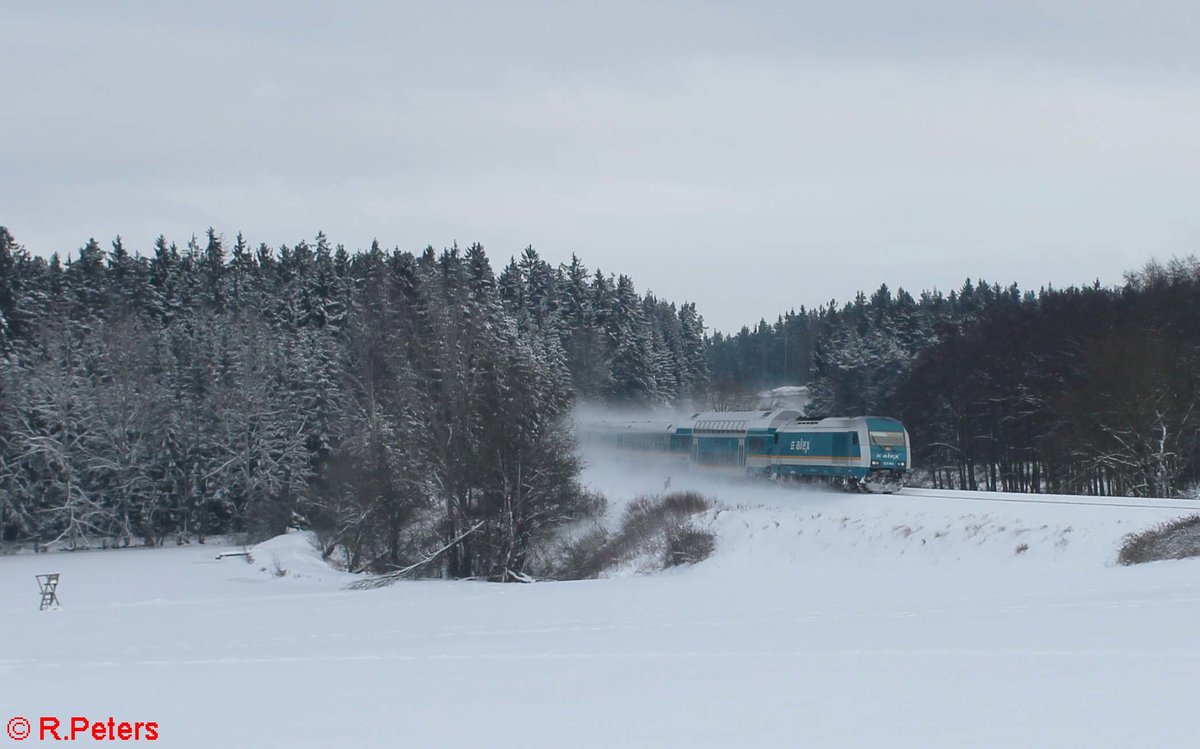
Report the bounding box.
[0,227,707,576]
[708,259,1200,498]
[4,221,1198,571]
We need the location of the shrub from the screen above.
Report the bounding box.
[658,491,712,515]
[665,527,716,567]
[1117,515,1200,565]
[551,527,614,580]
[550,491,717,579]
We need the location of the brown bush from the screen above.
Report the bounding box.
[1117,515,1200,565]
[551,528,615,580]
[659,491,713,515]
[665,527,717,567]
[551,491,716,579]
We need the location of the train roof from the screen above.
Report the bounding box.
[583,419,679,435]
[686,410,801,433]
[782,415,907,430]
[580,412,907,437]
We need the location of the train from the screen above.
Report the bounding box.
[582,410,912,494]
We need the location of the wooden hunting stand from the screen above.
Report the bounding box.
[36,573,60,610]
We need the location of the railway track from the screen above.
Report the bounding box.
[896,488,1200,513]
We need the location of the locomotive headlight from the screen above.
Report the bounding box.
[871,460,880,466]
[899,461,906,467]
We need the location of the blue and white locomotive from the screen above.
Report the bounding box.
[585,410,912,493]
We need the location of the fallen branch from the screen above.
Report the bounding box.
[346,521,485,590]
[500,567,536,584]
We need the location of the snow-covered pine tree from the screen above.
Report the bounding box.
[555,255,611,398]
[604,274,659,403]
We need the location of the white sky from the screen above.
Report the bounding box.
[3,1,1198,332]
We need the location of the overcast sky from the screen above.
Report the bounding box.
[3,1,1198,332]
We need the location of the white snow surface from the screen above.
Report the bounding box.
[4,461,1200,748]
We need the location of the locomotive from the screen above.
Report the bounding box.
[584,410,912,494]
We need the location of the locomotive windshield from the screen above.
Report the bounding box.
[869,431,906,447]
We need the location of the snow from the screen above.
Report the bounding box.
[4,465,1200,748]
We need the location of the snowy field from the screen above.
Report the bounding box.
[4,463,1200,748]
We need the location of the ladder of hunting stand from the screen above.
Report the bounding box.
[36,573,61,610]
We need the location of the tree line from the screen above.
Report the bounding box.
[707,260,1200,498]
[0,227,707,577]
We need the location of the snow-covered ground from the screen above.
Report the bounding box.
[3,461,1200,748]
